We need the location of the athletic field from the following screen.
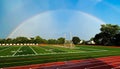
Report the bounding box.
[0,45,120,68]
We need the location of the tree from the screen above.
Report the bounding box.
[48,39,57,44]
[0,38,5,43]
[14,37,29,43]
[112,33,120,46]
[72,37,80,45]
[5,38,13,43]
[57,37,65,44]
[29,37,35,43]
[34,36,43,44]
[94,24,120,46]
[42,39,47,44]
[0,39,6,43]
[100,24,120,36]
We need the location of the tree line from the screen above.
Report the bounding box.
[0,36,65,44]
[0,35,81,45]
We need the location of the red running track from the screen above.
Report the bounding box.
[2,56,120,69]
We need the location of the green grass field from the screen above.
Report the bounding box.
[0,45,120,68]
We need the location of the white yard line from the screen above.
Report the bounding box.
[12,46,22,56]
[29,46,38,55]
[0,46,11,52]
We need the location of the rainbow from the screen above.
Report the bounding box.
[7,10,106,39]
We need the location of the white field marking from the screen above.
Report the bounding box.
[0,49,107,58]
[29,46,38,55]
[89,50,108,52]
[0,46,11,52]
[45,46,107,52]
[12,46,23,56]
[44,46,77,53]
[32,46,52,53]
[39,47,55,52]
[45,46,75,52]
[0,46,109,57]
[75,47,108,51]
[53,49,107,55]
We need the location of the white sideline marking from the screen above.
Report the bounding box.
[89,50,107,52]
[0,49,107,57]
[29,46,38,55]
[76,47,108,51]
[12,46,22,56]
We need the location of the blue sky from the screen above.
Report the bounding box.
[0,0,120,40]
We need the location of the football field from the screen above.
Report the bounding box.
[0,45,120,68]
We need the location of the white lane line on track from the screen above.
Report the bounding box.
[12,46,23,56]
[114,65,120,69]
[29,46,38,55]
[87,62,120,69]
[60,59,120,69]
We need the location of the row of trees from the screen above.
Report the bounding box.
[93,24,120,46]
[0,36,82,45]
[0,36,65,44]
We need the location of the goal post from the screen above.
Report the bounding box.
[64,32,75,48]
[64,40,75,48]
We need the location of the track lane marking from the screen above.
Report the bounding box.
[58,59,120,69]
[87,62,120,69]
[2,56,120,69]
